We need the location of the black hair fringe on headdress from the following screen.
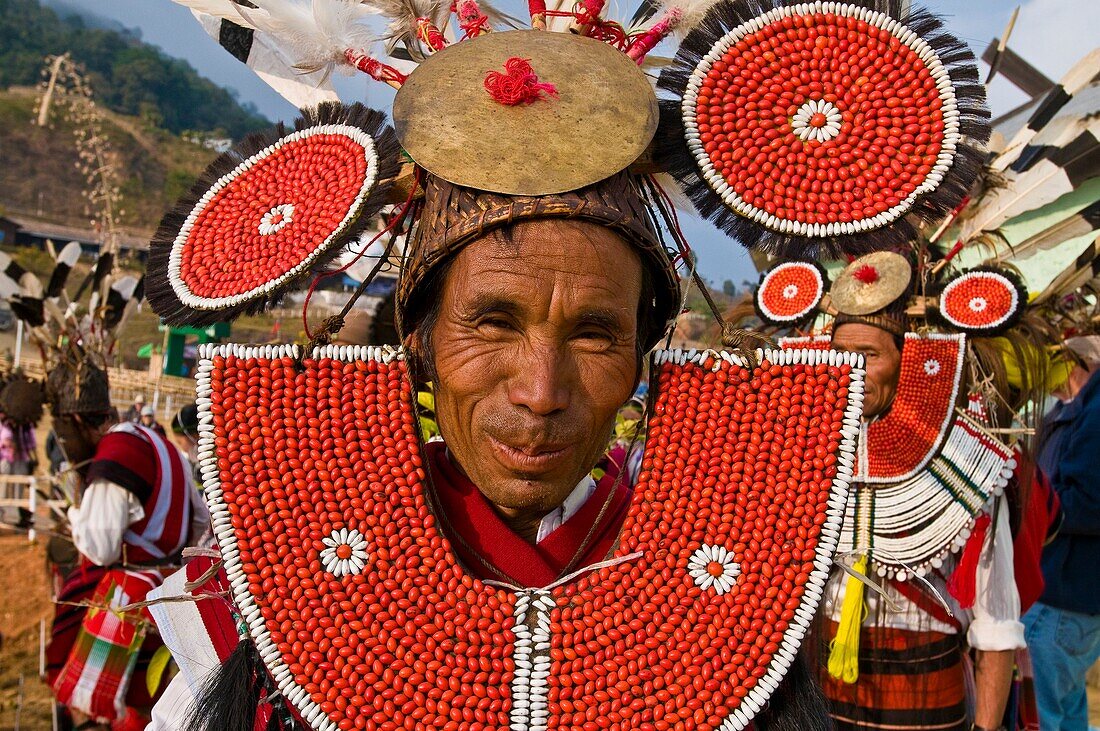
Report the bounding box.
[655,0,990,261]
[146,102,401,328]
[930,264,1028,336]
[754,652,832,730]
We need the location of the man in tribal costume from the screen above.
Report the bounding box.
[818,254,1024,731]
[138,0,991,729]
[147,154,839,731]
[45,361,208,728]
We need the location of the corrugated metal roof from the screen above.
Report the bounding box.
[2,214,149,251]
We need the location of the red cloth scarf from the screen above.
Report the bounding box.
[425,441,632,587]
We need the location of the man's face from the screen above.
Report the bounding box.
[53,414,111,469]
[425,219,643,518]
[831,323,902,419]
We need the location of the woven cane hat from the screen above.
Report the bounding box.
[397,172,681,350]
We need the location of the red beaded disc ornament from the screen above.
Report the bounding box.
[754,261,828,326]
[197,344,865,731]
[147,103,399,327]
[657,0,989,258]
[936,267,1026,334]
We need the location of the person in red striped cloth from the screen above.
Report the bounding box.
[818,255,1028,731]
[45,360,209,730]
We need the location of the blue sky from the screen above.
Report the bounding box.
[49,0,1100,284]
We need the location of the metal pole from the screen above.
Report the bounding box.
[14,318,23,367]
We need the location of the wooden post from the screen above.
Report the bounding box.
[27,476,36,542]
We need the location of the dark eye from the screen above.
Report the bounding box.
[573,327,618,347]
[477,315,515,333]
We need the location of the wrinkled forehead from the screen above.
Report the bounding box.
[831,322,899,353]
[458,219,635,267]
[438,220,643,320]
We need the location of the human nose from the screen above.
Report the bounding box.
[508,342,571,416]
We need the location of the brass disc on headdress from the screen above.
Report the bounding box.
[831,252,912,316]
[393,30,658,196]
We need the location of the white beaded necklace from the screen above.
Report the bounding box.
[839,415,1015,582]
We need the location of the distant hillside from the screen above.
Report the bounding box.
[0,0,270,138]
[0,86,216,232]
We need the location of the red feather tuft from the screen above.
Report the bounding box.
[853,264,880,284]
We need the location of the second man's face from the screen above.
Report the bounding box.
[831,323,902,419]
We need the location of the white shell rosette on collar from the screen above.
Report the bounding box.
[688,543,742,595]
[320,528,369,577]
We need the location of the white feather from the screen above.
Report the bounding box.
[110,275,141,302]
[57,241,82,268]
[172,0,257,27]
[655,0,721,36]
[990,206,1100,263]
[241,0,382,76]
[992,48,1100,172]
[190,9,341,105]
[1033,236,1100,304]
[960,117,1100,240]
[312,0,379,52]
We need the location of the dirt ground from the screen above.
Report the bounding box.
[0,535,56,730]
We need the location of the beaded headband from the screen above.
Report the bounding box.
[833,311,907,338]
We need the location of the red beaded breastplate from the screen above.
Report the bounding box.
[196,344,864,730]
[780,333,1013,580]
[781,333,965,482]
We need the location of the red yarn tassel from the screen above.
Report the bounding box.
[853,264,879,284]
[454,0,490,39]
[947,513,991,609]
[484,58,559,105]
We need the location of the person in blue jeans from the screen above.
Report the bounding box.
[1024,335,1100,731]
